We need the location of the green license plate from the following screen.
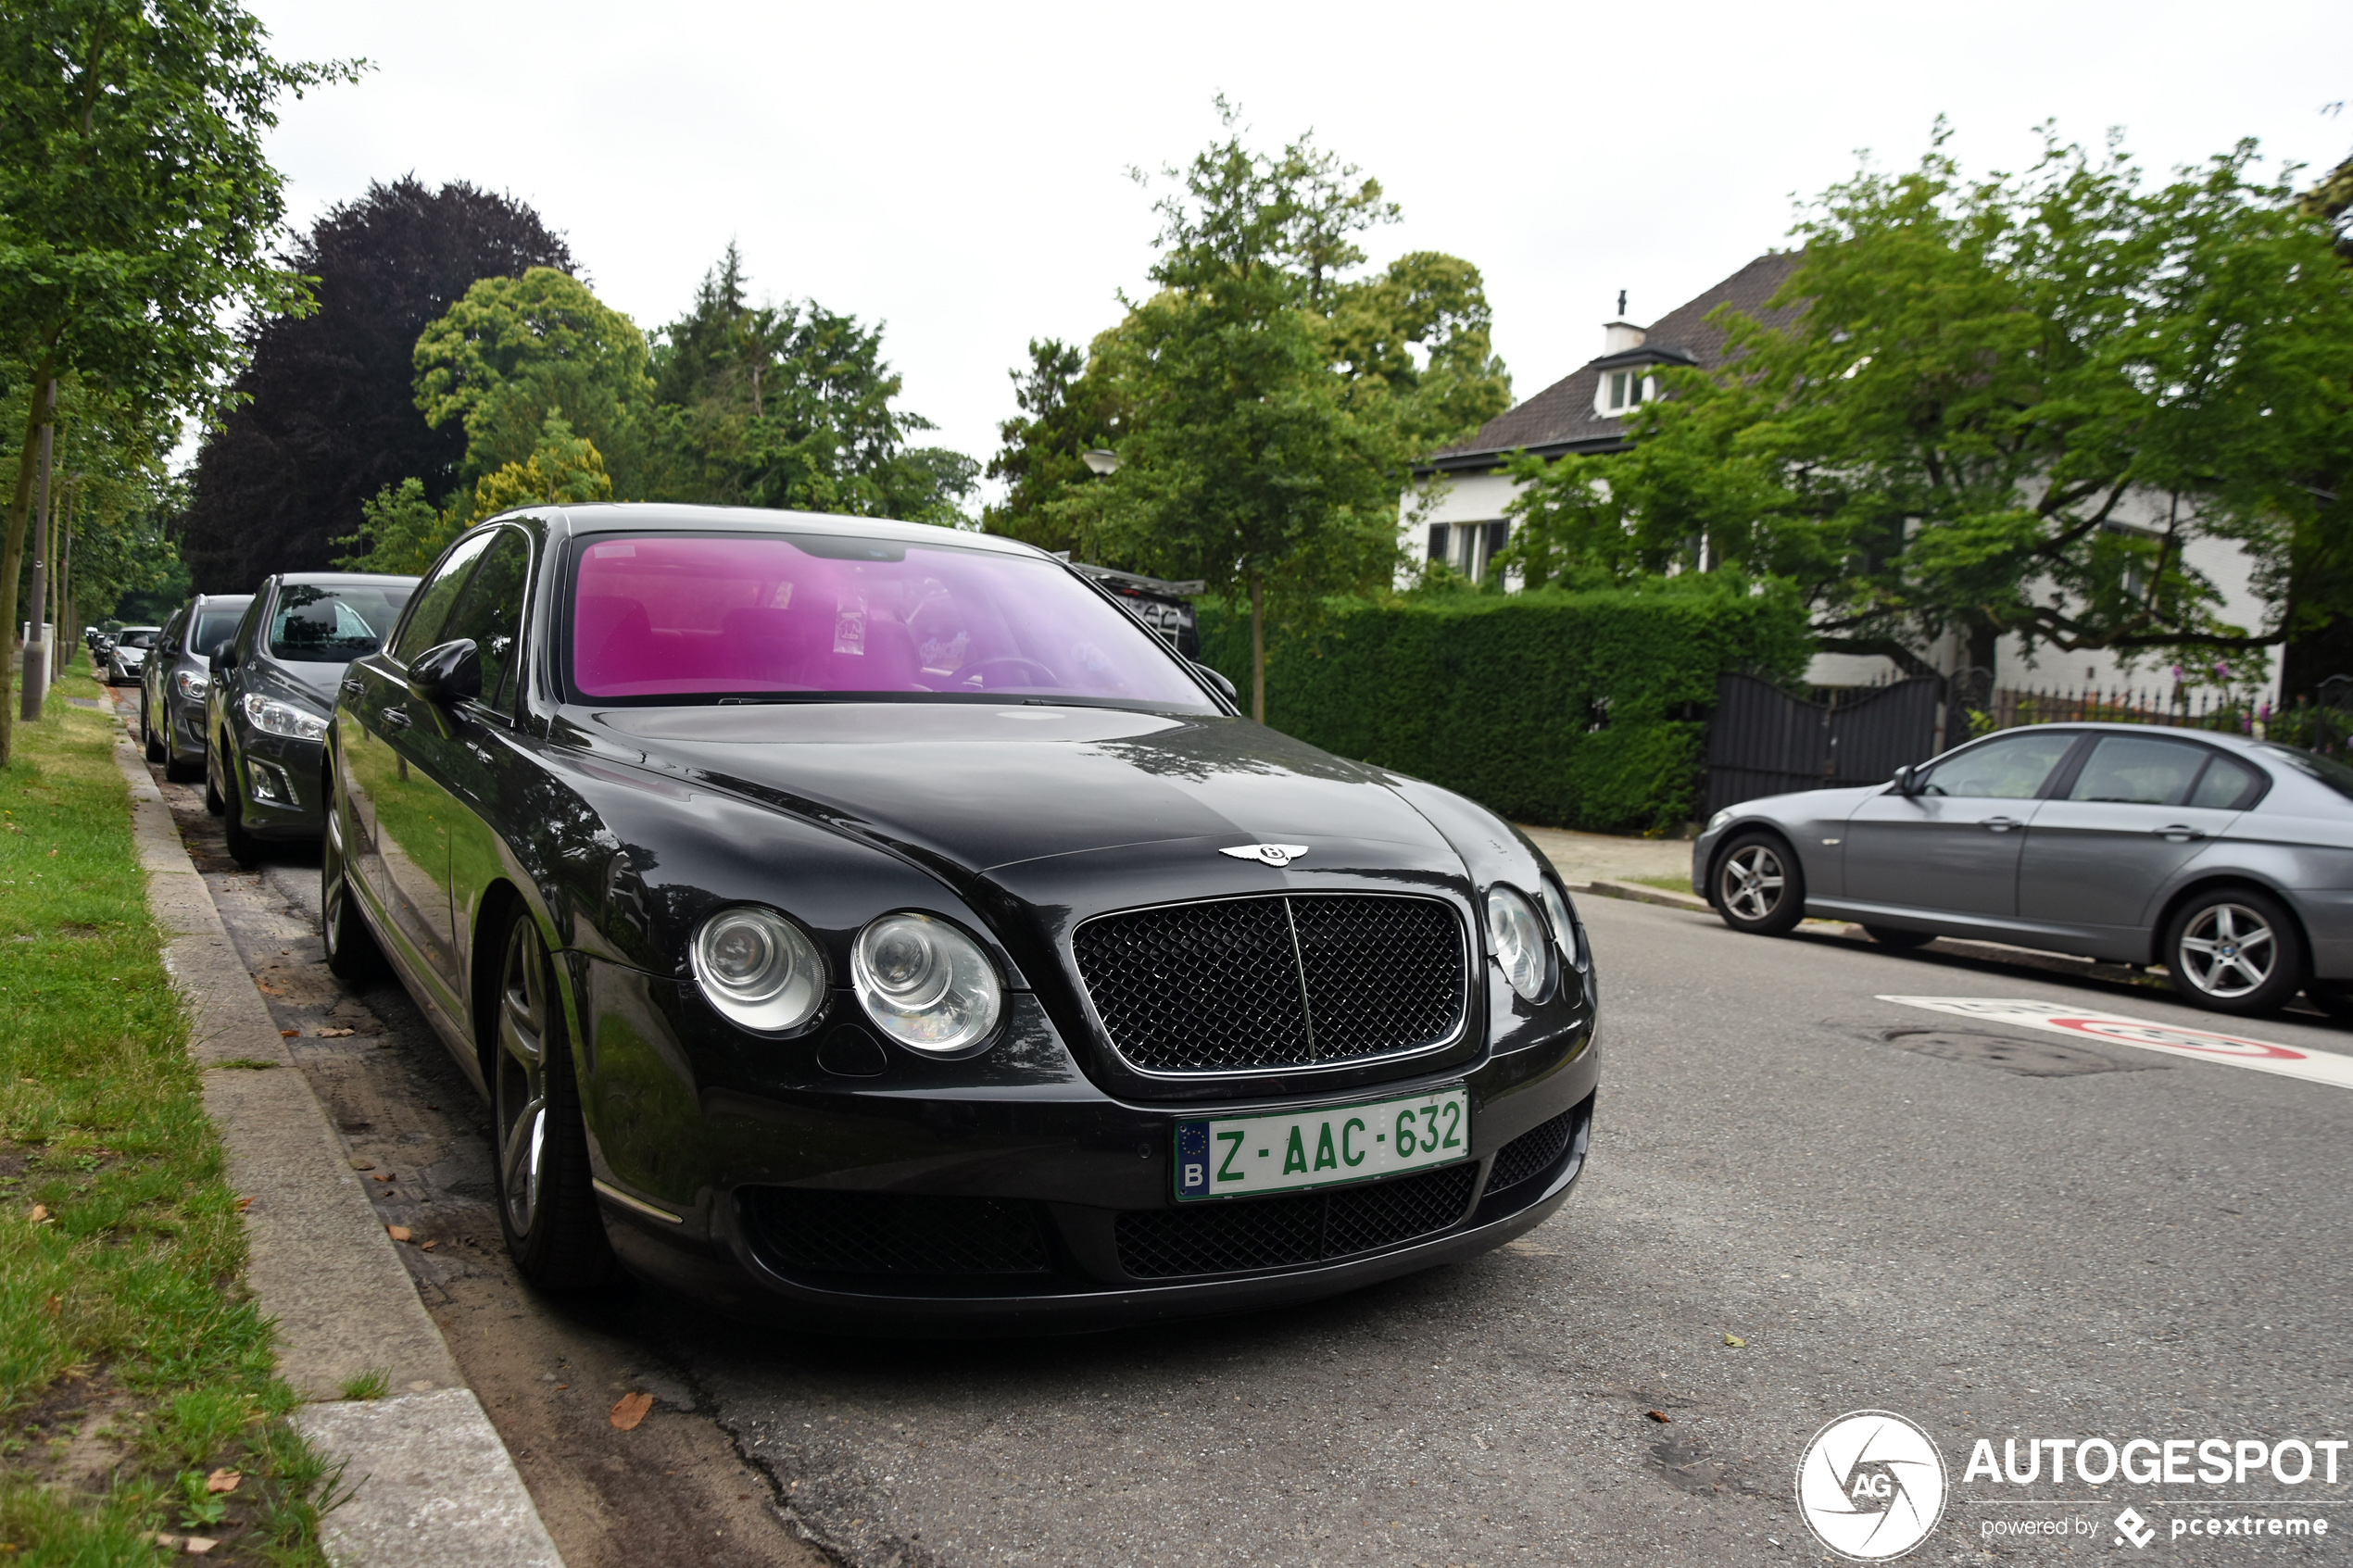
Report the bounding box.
[1173,1086,1469,1201]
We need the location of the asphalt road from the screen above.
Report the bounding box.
[127,707,2353,1564]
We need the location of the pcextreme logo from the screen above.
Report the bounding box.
[1796,1410,1950,1562]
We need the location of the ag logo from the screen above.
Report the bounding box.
[1795,1410,1948,1561]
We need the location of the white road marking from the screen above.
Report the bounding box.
[1878,997,2353,1092]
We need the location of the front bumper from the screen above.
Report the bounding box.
[230,724,327,838]
[576,957,1600,1331]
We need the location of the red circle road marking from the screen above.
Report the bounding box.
[2046,1016,2308,1061]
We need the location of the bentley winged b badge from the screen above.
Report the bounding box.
[1220,844,1309,868]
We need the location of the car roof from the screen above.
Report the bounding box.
[192,593,252,605]
[511,502,1050,561]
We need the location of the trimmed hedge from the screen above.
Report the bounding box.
[1198,582,1810,833]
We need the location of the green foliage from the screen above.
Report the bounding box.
[647,245,976,522]
[986,102,1510,717]
[1199,579,1811,831]
[411,266,656,494]
[340,414,612,574]
[1503,122,2353,676]
[338,478,449,576]
[0,0,356,764]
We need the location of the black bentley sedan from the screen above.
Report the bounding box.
[323,505,1598,1328]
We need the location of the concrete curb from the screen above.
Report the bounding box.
[110,729,565,1568]
[1574,877,1710,913]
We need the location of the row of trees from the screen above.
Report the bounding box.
[182,187,976,582]
[1493,124,2353,690]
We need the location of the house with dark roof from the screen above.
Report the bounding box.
[1403,251,2283,701]
[1408,253,1802,583]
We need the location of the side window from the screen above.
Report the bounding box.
[2189,754,2264,810]
[158,609,187,656]
[434,527,532,709]
[2067,736,2208,806]
[1919,731,2080,799]
[392,530,499,665]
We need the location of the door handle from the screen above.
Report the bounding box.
[2154,823,2206,842]
[1982,816,2021,833]
[382,707,410,732]
[341,679,364,697]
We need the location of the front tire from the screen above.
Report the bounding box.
[220,751,260,867]
[321,788,382,982]
[142,699,167,764]
[1713,831,1805,936]
[491,909,617,1291]
[2164,887,2306,1016]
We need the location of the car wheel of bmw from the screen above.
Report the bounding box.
[321,790,382,982]
[1714,831,1805,935]
[492,909,616,1290]
[2165,887,2306,1016]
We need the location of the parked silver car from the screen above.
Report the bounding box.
[140,593,253,783]
[102,626,160,685]
[1692,723,2353,1016]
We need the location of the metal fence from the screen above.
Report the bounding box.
[1966,679,2353,759]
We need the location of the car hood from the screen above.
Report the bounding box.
[1719,783,1887,822]
[585,702,1465,885]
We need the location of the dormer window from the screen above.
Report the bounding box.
[1605,370,1650,413]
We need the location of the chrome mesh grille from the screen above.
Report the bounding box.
[1071,894,1465,1074]
[1114,1162,1478,1278]
[1487,1109,1579,1195]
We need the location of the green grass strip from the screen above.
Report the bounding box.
[0,668,336,1564]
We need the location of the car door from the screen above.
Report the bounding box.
[1842,729,2084,916]
[2018,736,2261,931]
[344,533,498,1000]
[409,523,536,999]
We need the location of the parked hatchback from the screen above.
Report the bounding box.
[1694,722,2353,1016]
[102,626,160,685]
[206,573,417,863]
[141,594,252,783]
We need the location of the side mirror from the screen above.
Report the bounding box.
[407,638,482,706]
[1191,661,1238,704]
[1893,764,1920,797]
[209,643,237,675]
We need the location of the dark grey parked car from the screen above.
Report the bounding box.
[140,594,252,783]
[1692,722,2353,1016]
[206,572,417,863]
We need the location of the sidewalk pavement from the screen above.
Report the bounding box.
[110,705,564,1568]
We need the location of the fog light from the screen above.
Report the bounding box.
[246,759,293,805]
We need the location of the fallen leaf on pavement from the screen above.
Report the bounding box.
[256,981,283,995]
[279,1029,299,1037]
[204,1468,240,1494]
[1723,1334,1745,1348]
[348,1160,374,1171]
[386,1225,411,1243]
[610,1392,654,1430]
[183,1538,218,1555]
[421,1239,438,1251]
[1645,1410,1671,1424]
[234,1197,253,1212]
[316,1028,354,1037]
[371,1173,394,1182]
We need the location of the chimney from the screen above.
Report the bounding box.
[1603,320,1645,356]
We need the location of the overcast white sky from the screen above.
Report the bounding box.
[246,0,2351,501]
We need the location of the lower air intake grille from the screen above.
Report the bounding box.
[1114,1163,1478,1279]
[1073,894,1466,1073]
[1487,1109,1579,1195]
[744,1189,1051,1276]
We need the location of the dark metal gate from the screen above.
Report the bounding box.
[1703,673,1943,818]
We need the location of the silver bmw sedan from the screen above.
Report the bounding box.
[1690,723,2353,1017]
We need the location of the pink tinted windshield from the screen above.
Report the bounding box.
[571,533,1212,706]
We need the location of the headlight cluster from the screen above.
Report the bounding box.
[692,907,828,1033]
[1484,886,1552,1002]
[689,905,1003,1053]
[173,670,209,701]
[852,912,1001,1051]
[241,693,328,742]
[1538,879,1589,974]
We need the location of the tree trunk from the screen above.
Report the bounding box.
[1249,572,1266,723]
[0,370,57,768]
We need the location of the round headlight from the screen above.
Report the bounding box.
[691,906,826,1034]
[851,912,1001,1053]
[1538,880,1587,973]
[1485,885,1551,1002]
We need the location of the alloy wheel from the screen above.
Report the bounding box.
[1720,845,1785,922]
[496,919,552,1238]
[2176,902,2277,999]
